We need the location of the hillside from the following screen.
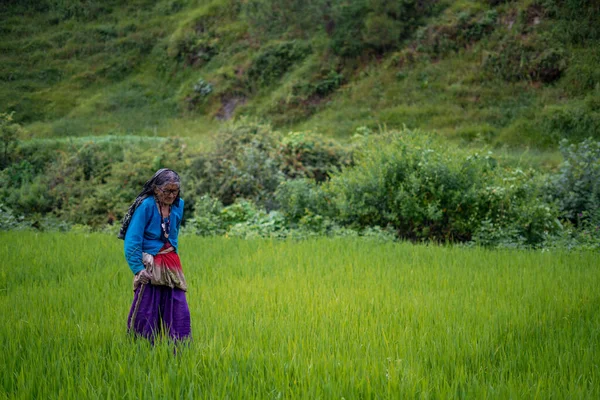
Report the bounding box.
[1,0,599,148]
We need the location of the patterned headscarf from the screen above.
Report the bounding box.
[117,168,181,240]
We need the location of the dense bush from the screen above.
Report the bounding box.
[0,112,21,169]
[0,136,186,227]
[241,0,438,57]
[310,130,561,246]
[247,41,312,89]
[330,0,438,56]
[484,36,567,83]
[1,120,352,229]
[539,0,600,43]
[273,130,582,248]
[185,119,352,207]
[185,193,396,241]
[540,101,600,143]
[329,1,370,57]
[185,119,285,208]
[412,9,498,59]
[547,138,600,222]
[471,171,561,247]
[275,178,333,223]
[2,120,599,249]
[185,195,288,238]
[0,203,26,231]
[279,131,353,181]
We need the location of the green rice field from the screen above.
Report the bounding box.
[1,232,598,399]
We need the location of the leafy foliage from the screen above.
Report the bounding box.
[185,119,351,208]
[330,0,438,56]
[313,130,562,246]
[279,131,353,181]
[247,41,312,89]
[186,119,285,207]
[539,0,600,44]
[547,138,600,222]
[0,112,21,169]
[0,136,185,227]
[540,100,600,143]
[2,120,599,249]
[484,36,567,83]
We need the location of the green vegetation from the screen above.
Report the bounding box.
[1,1,599,247]
[1,119,598,249]
[2,3,599,397]
[1,232,598,398]
[1,0,598,145]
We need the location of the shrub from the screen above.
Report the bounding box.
[96,139,187,226]
[44,0,116,22]
[0,112,22,169]
[186,78,214,109]
[166,0,240,66]
[279,131,353,182]
[3,175,56,215]
[472,171,561,247]
[242,0,328,38]
[539,0,600,43]
[329,1,369,57]
[186,119,284,207]
[0,136,186,228]
[484,37,567,83]
[268,68,345,125]
[561,48,600,95]
[321,129,560,245]
[539,101,600,144]
[407,8,498,60]
[185,196,287,238]
[547,138,600,222]
[184,195,226,236]
[186,120,352,208]
[247,41,312,89]
[330,0,437,57]
[0,203,27,230]
[275,178,332,223]
[291,70,344,99]
[362,13,403,51]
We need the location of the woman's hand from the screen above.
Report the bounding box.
[136,269,152,285]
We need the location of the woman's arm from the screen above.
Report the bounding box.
[124,201,149,274]
[168,198,184,252]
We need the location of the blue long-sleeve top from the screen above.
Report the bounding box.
[124,196,184,275]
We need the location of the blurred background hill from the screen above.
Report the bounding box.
[1,0,598,146]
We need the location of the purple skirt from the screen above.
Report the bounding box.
[127,284,191,342]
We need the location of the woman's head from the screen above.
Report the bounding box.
[134,168,182,207]
[118,168,182,239]
[152,169,181,206]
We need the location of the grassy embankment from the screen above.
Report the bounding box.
[1,232,598,398]
[1,0,598,157]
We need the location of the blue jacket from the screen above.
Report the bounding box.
[124,196,184,274]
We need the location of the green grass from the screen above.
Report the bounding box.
[1,232,598,398]
[2,0,599,152]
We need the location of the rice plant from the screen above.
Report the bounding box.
[1,232,598,398]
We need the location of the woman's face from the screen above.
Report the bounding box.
[154,182,180,205]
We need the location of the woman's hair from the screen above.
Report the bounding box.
[117,168,181,239]
[152,169,180,189]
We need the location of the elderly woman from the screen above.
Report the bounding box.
[118,168,191,342]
